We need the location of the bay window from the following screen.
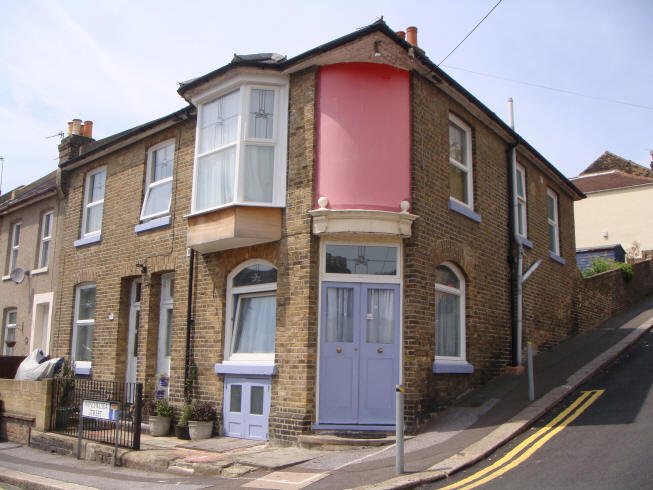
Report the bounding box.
[191,76,288,214]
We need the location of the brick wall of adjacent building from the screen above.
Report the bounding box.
[52,117,195,409]
[404,73,582,430]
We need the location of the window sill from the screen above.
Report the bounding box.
[74,235,101,248]
[214,363,278,376]
[433,360,474,374]
[31,267,48,276]
[134,215,170,233]
[549,251,566,265]
[517,236,533,249]
[74,361,92,376]
[448,198,482,223]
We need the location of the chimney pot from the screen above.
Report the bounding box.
[406,26,418,46]
[82,120,93,138]
[67,121,73,136]
[396,30,406,40]
[72,119,82,136]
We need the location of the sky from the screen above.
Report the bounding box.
[0,0,651,194]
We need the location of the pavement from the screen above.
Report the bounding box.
[2,295,653,490]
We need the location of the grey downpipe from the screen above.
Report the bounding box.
[184,248,195,401]
[508,143,523,366]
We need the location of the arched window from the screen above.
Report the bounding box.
[434,263,472,373]
[225,260,277,362]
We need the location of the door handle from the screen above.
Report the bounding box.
[336,347,342,353]
[377,347,384,354]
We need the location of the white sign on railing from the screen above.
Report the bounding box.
[82,400,119,421]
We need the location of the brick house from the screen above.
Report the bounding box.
[1,171,61,358]
[52,20,584,444]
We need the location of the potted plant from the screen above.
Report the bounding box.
[174,401,193,440]
[188,401,216,440]
[145,399,173,436]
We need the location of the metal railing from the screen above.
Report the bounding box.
[51,378,142,450]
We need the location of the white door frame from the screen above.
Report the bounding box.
[156,273,174,398]
[30,292,54,354]
[125,279,141,384]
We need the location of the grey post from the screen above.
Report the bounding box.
[396,384,404,474]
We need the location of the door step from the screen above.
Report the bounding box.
[298,432,402,450]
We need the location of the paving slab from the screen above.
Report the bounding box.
[178,436,264,453]
[233,447,326,470]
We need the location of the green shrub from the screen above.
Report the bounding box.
[582,257,633,282]
[190,401,216,421]
[155,399,174,417]
[178,401,194,426]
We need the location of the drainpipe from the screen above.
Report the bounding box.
[508,143,523,367]
[184,248,195,401]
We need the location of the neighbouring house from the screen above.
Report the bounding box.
[571,151,653,258]
[50,20,585,445]
[576,244,626,272]
[0,171,61,358]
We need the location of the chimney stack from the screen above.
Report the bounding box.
[58,117,95,164]
[396,30,406,40]
[406,26,418,46]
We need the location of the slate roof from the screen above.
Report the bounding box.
[581,151,653,178]
[0,170,57,214]
[570,170,653,193]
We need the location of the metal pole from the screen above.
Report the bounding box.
[77,408,83,460]
[395,384,404,475]
[527,342,535,401]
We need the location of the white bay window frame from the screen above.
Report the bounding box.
[190,73,288,215]
[140,139,175,221]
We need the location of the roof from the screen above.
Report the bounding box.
[581,151,653,178]
[576,244,626,254]
[59,106,195,169]
[177,19,583,200]
[0,170,58,214]
[570,170,653,193]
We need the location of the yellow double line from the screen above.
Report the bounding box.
[441,389,605,490]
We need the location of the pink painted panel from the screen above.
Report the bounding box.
[316,63,411,212]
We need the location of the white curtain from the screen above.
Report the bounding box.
[233,295,276,353]
[366,289,394,344]
[85,202,103,234]
[200,91,239,154]
[196,148,235,209]
[435,292,460,357]
[244,145,274,202]
[325,288,354,342]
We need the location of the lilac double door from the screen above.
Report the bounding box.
[319,282,400,425]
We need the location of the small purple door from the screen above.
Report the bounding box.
[319,282,399,425]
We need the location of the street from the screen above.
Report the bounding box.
[426,329,653,490]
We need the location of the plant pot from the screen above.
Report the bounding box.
[175,424,190,440]
[149,415,171,437]
[188,420,213,440]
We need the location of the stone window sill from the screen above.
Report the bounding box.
[214,363,278,376]
[517,236,533,249]
[74,235,101,248]
[433,360,474,374]
[134,215,170,233]
[549,251,566,265]
[448,198,482,223]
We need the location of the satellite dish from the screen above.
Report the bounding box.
[10,268,26,284]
